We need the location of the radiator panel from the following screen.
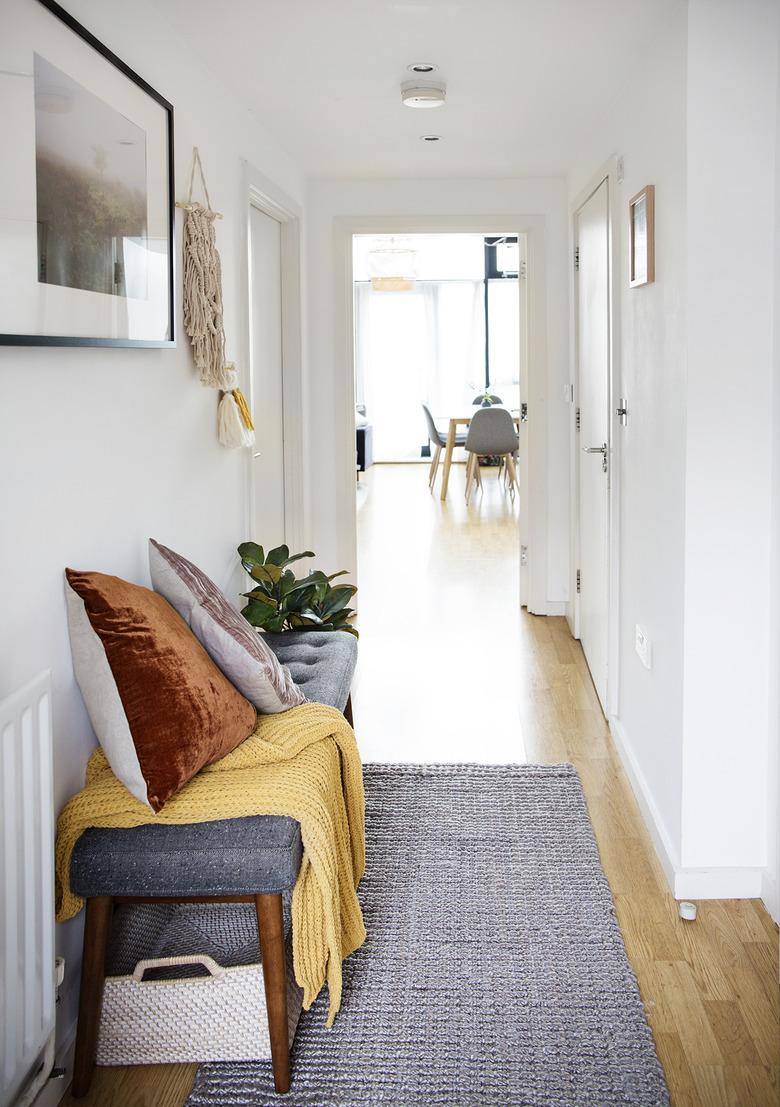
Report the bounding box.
[1,672,55,1107]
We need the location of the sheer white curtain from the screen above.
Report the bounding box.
[486,280,521,399]
[353,281,373,410]
[354,279,484,461]
[429,280,484,410]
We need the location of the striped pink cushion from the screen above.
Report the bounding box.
[149,539,305,714]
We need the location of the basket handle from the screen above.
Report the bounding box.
[131,955,225,982]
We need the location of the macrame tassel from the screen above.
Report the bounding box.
[218,391,255,449]
[231,387,254,431]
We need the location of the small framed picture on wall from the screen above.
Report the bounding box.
[0,0,175,346]
[628,185,654,288]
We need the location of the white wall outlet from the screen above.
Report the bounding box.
[635,625,652,669]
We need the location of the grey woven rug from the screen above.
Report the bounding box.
[187,763,669,1106]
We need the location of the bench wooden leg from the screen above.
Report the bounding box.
[72,895,113,1098]
[255,893,290,1094]
[343,693,354,727]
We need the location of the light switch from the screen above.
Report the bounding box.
[635,625,652,669]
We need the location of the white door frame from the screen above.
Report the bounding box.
[568,157,622,717]
[334,213,550,615]
[242,161,306,552]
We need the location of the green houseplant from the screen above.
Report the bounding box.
[238,542,358,637]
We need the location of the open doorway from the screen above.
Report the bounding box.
[352,233,523,464]
[350,231,529,760]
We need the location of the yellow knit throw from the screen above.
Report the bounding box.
[55,703,365,1026]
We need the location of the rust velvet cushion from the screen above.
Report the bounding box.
[65,569,257,812]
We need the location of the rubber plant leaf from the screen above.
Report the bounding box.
[283,551,316,566]
[266,544,291,567]
[237,542,264,565]
[248,562,282,585]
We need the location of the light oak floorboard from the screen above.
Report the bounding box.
[62,1061,195,1106]
[64,464,779,1106]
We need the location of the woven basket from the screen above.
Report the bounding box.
[96,947,302,1065]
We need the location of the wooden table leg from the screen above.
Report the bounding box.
[440,419,457,501]
[506,452,518,490]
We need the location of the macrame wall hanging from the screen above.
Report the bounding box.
[177,147,255,448]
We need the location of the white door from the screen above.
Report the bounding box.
[514,237,530,608]
[576,179,610,710]
[249,204,285,548]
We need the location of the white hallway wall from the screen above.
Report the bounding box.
[682,0,779,901]
[769,0,780,925]
[568,0,688,889]
[0,0,304,1050]
[304,177,570,610]
[570,0,780,911]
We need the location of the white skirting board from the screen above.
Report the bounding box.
[761,869,780,926]
[608,716,768,905]
[526,600,568,617]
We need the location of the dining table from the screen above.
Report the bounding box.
[438,407,521,501]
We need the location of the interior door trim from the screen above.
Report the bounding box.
[243,163,306,554]
[569,158,622,718]
[335,213,548,614]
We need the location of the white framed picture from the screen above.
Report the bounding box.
[628,184,655,289]
[0,0,175,346]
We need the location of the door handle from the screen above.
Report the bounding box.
[583,442,608,472]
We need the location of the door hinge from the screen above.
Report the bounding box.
[574,247,580,272]
[576,569,581,594]
[575,407,581,431]
[518,260,527,279]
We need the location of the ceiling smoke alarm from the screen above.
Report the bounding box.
[401,80,446,109]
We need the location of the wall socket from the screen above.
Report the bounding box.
[635,625,652,669]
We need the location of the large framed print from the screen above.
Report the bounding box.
[0,0,175,346]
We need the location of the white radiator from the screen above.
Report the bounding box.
[1,672,55,1107]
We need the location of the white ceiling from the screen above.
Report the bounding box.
[165,0,681,179]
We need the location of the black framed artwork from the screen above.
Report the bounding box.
[0,0,175,346]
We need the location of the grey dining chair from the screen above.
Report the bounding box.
[464,407,519,503]
[422,404,467,490]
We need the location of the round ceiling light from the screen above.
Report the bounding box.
[401,80,446,109]
[407,62,438,74]
[420,134,442,142]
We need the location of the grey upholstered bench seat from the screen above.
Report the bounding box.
[264,630,357,712]
[71,815,302,899]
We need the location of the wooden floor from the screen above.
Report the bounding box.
[64,463,779,1106]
